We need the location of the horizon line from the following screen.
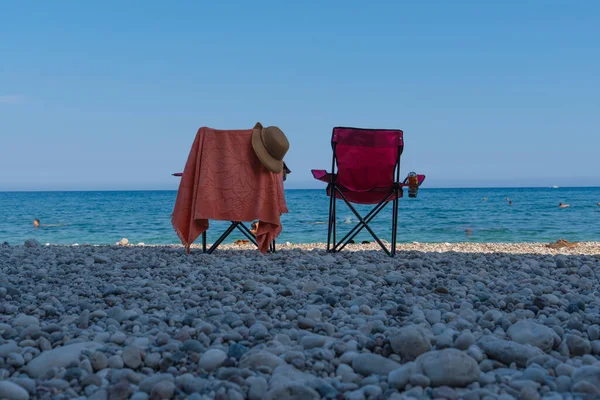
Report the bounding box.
[1,185,600,193]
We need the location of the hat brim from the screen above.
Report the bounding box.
[252,128,283,173]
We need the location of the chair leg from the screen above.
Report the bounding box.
[331,187,337,253]
[207,223,237,254]
[391,191,399,257]
[335,198,389,252]
[326,187,333,252]
[335,190,391,256]
[201,222,277,255]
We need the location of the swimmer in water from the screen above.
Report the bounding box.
[33,219,64,228]
[250,221,259,236]
[508,201,513,205]
[559,203,570,208]
[483,197,487,201]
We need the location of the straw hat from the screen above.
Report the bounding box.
[251,122,290,173]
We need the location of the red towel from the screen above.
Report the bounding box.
[172,127,288,253]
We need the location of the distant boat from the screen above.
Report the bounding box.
[552,186,559,189]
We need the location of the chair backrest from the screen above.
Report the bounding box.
[332,127,404,191]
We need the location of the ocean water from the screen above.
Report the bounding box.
[0,188,599,246]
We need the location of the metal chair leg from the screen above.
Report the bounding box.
[332,189,337,252]
[391,191,399,257]
[326,184,335,252]
[207,223,237,254]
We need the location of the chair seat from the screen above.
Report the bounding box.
[328,184,402,204]
[312,169,426,205]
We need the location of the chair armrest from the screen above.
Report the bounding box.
[311,169,335,183]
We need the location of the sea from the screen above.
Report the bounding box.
[1,188,599,246]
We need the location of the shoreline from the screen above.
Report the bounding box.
[1,242,600,398]
[2,185,600,192]
[8,240,600,255]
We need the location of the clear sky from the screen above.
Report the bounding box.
[1,1,598,191]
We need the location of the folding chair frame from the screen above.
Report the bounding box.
[201,221,276,254]
[326,137,402,257]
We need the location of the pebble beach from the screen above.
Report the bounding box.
[1,241,600,400]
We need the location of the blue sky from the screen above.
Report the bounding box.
[1,1,598,190]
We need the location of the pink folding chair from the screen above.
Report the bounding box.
[312,127,425,257]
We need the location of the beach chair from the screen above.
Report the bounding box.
[311,127,425,257]
[172,172,276,254]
